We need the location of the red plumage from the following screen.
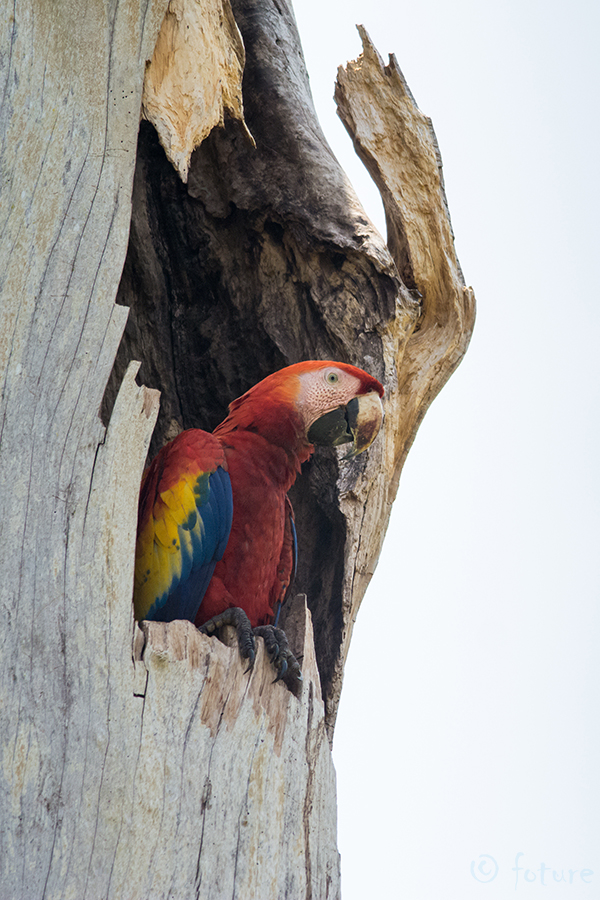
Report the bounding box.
[134,360,384,632]
[197,430,298,627]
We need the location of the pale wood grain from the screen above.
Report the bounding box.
[121,597,339,900]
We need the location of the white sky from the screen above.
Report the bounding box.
[294,1,600,897]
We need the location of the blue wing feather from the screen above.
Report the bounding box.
[136,456,233,624]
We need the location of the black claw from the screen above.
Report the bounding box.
[273,656,288,682]
[254,625,302,696]
[199,607,256,671]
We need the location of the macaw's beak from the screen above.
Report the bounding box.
[307,391,384,458]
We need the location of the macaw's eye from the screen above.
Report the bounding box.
[325,371,339,385]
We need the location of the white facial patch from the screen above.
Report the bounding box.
[296,367,363,429]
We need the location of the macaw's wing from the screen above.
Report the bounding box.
[134,430,233,624]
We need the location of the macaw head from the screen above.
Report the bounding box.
[216,360,384,461]
[296,362,384,458]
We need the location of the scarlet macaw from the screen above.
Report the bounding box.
[134,360,384,691]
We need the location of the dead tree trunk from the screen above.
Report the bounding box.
[0,0,474,897]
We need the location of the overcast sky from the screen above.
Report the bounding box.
[294,1,600,897]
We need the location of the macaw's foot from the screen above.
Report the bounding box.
[199,607,256,672]
[254,625,303,696]
[199,609,302,695]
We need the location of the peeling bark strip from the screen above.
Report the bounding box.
[142,0,254,182]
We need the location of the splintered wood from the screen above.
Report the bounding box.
[142,0,254,181]
[129,597,339,899]
[334,27,476,675]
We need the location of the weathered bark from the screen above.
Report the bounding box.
[0,0,473,895]
[0,0,167,893]
[0,1,342,896]
[128,594,339,899]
